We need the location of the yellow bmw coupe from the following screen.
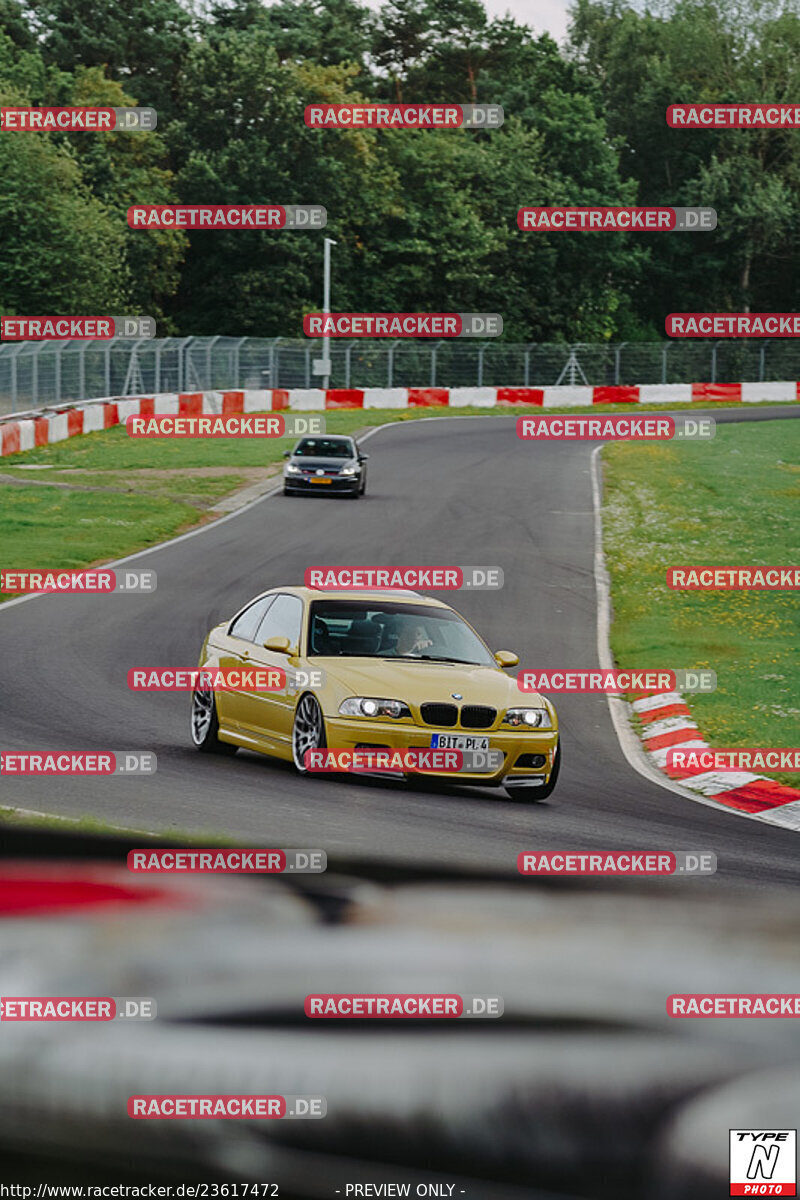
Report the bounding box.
[191,587,560,801]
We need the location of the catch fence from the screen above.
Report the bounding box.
[2,336,799,414]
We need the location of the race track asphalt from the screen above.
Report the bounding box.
[2,407,799,886]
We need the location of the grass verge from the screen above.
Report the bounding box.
[0,804,238,842]
[5,400,791,471]
[1,484,212,577]
[2,404,670,592]
[2,401,797,604]
[602,419,800,786]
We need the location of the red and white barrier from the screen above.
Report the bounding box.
[1,382,797,457]
[631,691,800,829]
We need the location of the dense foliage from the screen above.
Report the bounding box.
[1,0,798,337]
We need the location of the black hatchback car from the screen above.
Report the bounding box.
[282,434,368,498]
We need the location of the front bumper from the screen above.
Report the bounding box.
[284,474,360,493]
[323,716,559,785]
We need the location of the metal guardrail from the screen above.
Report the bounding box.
[2,335,799,413]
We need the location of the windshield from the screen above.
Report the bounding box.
[293,438,354,458]
[308,599,495,664]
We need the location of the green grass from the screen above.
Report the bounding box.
[6,406,433,470]
[0,807,154,835]
[8,423,292,470]
[4,404,670,594]
[0,484,204,575]
[4,397,798,633]
[2,469,247,498]
[0,804,238,841]
[602,420,800,784]
[6,400,791,471]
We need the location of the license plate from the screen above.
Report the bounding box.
[430,734,490,752]
[309,477,332,484]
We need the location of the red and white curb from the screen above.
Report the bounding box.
[591,445,800,832]
[632,691,800,829]
[1,380,798,458]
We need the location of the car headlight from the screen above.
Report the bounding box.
[339,697,411,719]
[340,463,358,476]
[284,463,301,475]
[502,707,551,728]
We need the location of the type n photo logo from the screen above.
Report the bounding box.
[730,1130,796,1195]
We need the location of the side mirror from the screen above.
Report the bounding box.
[264,635,291,654]
[494,650,519,668]
[283,450,291,458]
[358,453,369,462]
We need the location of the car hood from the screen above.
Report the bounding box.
[314,657,546,707]
[290,456,353,471]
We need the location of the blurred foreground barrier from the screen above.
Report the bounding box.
[0,854,799,1194]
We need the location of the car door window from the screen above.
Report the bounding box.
[229,596,275,642]
[255,594,303,648]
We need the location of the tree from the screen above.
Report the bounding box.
[0,73,131,314]
[27,0,192,120]
[372,0,434,100]
[0,0,35,50]
[374,0,537,103]
[568,0,800,322]
[209,0,374,68]
[166,36,401,333]
[63,67,187,324]
[0,23,185,321]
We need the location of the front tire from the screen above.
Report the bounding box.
[292,693,327,772]
[191,687,238,755]
[505,740,560,802]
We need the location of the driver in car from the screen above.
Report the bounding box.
[395,621,434,657]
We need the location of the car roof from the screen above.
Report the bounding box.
[294,434,353,443]
[250,586,451,609]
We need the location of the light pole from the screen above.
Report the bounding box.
[322,236,337,390]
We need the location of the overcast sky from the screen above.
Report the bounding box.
[483,0,572,40]
[357,0,575,45]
